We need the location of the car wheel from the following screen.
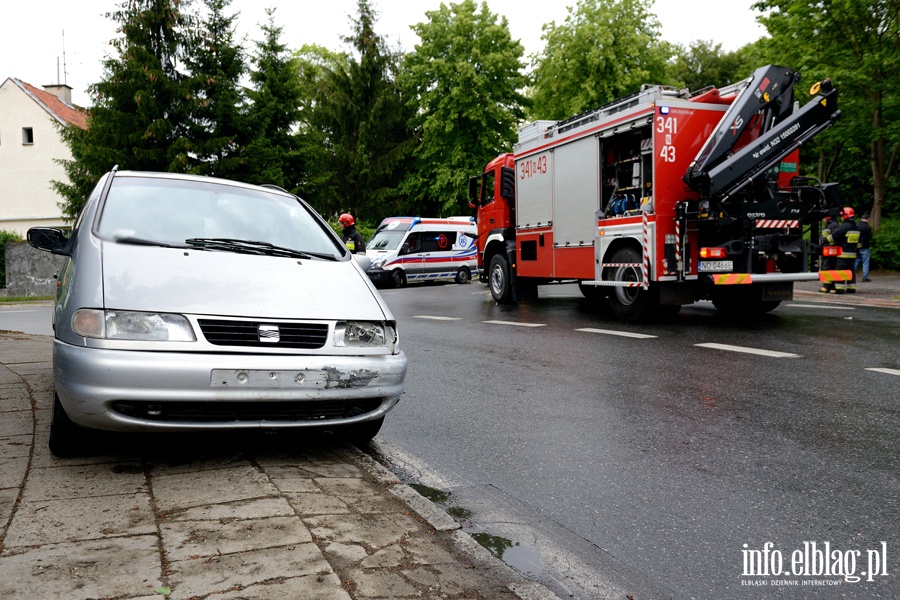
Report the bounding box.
[49,393,87,458]
[342,417,384,445]
[606,247,651,321]
[488,254,512,303]
[391,269,407,288]
[455,266,471,284]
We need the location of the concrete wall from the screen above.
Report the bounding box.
[4,241,64,297]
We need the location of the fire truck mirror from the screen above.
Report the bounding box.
[468,176,480,207]
[500,166,516,202]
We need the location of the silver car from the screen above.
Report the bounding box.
[27,169,407,456]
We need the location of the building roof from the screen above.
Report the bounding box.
[9,78,88,130]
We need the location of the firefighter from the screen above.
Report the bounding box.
[831,207,861,294]
[339,213,366,254]
[819,214,841,293]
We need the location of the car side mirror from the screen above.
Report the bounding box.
[27,227,71,255]
[353,253,371,272]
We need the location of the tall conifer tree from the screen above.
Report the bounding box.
[54,0,194,218]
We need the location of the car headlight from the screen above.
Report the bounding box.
[72,309,196,341]
[334,321,398,352]
[370,258,385,269]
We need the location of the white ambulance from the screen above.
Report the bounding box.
[366,217,478,287]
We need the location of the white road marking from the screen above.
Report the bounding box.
[414,315,462,321]
[786,304,855,310]
[482,320,546,328]
[865,368,900,377]
[0,309,40,313]
[695,343,800,358]
[576,328,657,339]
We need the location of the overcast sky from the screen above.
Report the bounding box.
[2,0,766,107]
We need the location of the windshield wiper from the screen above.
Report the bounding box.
[115,236,188,249]
[184,238,336,261]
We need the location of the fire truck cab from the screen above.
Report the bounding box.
[469,65,843,320]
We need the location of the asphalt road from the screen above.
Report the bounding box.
[374,282,899,599]
[3,288,897,599]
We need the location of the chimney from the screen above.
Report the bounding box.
[42,83,73,105]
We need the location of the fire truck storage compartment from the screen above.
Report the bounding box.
[515,150,553,229]
[601,125,653,218]
[550,137,599,248]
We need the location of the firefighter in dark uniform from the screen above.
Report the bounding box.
[819,213,841,293]
[339,213,366,254]
[831,207,861,294]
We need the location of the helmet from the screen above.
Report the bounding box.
[841,207,855,219]
[339,213,355,227]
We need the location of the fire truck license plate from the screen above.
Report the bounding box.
[699,261,733,272]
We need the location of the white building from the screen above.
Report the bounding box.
[0,77,87,235]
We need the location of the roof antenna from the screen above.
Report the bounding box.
[61,29,68,85]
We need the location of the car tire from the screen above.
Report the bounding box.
[455,266,471,284]
[489,254,512,303]
[391,269,407,288]
[49,393,87,458]
[342,416,384,445]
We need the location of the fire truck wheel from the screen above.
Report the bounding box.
[489,254,513,303]
[606,247,650,321]
[455,266,471,284]
[391,269,407,288]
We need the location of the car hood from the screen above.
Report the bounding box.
[101,244,387,320]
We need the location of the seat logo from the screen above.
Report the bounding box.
[258,325,280,343]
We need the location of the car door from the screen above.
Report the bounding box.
[398,232,425,280]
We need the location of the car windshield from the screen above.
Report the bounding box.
[96,176,342,258]
[368,229,406,251]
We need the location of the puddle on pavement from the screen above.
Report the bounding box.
[447,506,473,520]
[408,483,542,574]
[471,532,543,576]
[410,483,450,503]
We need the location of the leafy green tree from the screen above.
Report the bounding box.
[304,0,415,220]
[402,0,527,215]
[668,40,766,91]
[182,0,247,179]
[54,0,195,219]
[240,8,304,190]
[529,0,672,120]
[755,0,900,230]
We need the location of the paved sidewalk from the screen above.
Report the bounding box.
[0,333,558,600]
[792,270,900,309]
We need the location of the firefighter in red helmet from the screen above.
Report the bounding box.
[339,213,366,254]
[831,207,861,294]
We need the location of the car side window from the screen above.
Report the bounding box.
[405,233,422,253]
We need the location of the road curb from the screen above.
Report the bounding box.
[355,441,564,600]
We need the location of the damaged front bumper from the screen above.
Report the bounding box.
[53,340,407,432]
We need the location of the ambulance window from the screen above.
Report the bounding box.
[422,231,454,252]
[404,232,422,253]
[481,172,495,205]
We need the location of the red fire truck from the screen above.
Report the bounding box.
[468,65,846,320]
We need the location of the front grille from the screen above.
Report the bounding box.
[198,319,329,349]
[112,399,381,422]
